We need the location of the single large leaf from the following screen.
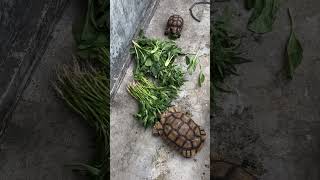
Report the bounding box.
[198,68,205,87]
[286,9,303,79]
[73,0,108,50]
[248,0,280,33]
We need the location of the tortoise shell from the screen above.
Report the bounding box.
[212,161,258,180]
[153,107,206,158]
[211,153,260,180]
[164,15,184,39]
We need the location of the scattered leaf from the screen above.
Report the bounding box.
[198,67,205,87]
[286,9,303,79]
[248,0,280,33]
[186,53,199,75]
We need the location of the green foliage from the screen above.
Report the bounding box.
[55,63,109,132]
[73,0,109,68]
[128,75,177,127]
[198,66,205,87]
[54,60,109,180]
[247,0,280,33]
[212,18,250,90]
[131,34,184,88]
[286,9,303,79]
[73,0,108,50]
[186,53,199,75]
[55,0,109,179]
[128,34,186,127]
[211,13,250,109]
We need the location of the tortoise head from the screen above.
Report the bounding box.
[167,27,181,39]
[152,121,163,136]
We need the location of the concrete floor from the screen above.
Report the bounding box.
[212,1,320,180]
[0,1,96,179]
[110,0,210,180]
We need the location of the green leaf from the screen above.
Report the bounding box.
[165,56,173,66]
[286,9,303,79]
[248,0,280,33]
[245,0,255,10]
[198,68,205,87]
[145,58,153,66]
[185,56,191,65]
[186,54,199,75]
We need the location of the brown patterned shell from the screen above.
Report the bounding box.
[212,161,258,180]
[165,15,184,37]
[157,107,206,158]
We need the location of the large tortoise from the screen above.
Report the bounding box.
[164,15,184,39]
[153,107,206,158]
[211,153,263,180]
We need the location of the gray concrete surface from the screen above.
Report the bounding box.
[110,0,159,97]
[0,0,69,132]
[111,0,210,179]
[0,1,96,179]
[212,1,320,179]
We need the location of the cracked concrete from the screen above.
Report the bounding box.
[212,1,320,179]
[111,0,210,179]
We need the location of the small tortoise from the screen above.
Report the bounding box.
[153,107,206,158]
[164,15,184,39]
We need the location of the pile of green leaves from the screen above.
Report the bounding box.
[54,62,109,179]
[247,0,280,33]
[128,75,176,127]
[128,34,185,127]
[131,34,185,88]
[212,17,250,91]
[55,0,109,179]
[73,0,108,56]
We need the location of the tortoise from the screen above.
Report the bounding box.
[211,153,263,180]
[152,106,206,158]
[164,15,184,39]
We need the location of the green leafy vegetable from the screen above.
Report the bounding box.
[186,52,199,74]
[127,75,176,127]
[73,0,108,50]
[212,18,251,90]
[248,0,280,33]
[55,0,109,179]
[128,34,185,127]
[198,66,205,87]
[211,13,251,109]
[286,9,303,79]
